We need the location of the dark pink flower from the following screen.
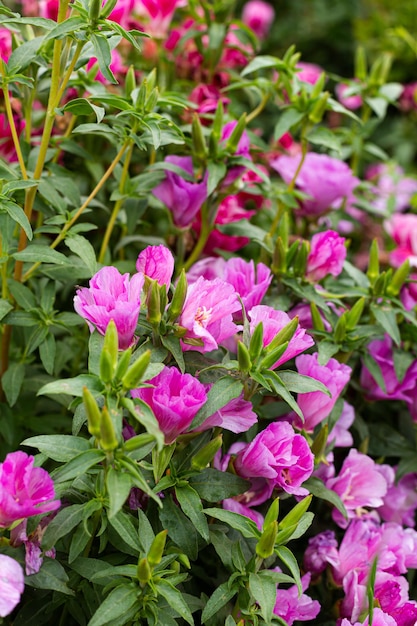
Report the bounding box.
[152,156,208,228]
[234,421,314,496]
[384,213,417,267]
[200,195,256,253]
[248,305,314,369]
[399,82,417,112]
[0,555,24,618]
[306,230,347,282]
[303,530,339,576]
[188,84,230,119]
[224,258,272,315]
[10,517,57,575]
[242,1,275,39]
[327,401,355,448]
[131,366,207,444]
[273,572,321,625]
[139,0,185,37]
[271,152,359,216]
[326,449,390,527]
[0,452,60,528]
[296,62,324,85]
[136,244,174,288]
[74,266,144,350]
[293,352,351,432]
[179,277,241,352]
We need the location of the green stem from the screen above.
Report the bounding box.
[246,93,270,124]
[0,75,28,180]
[22,141,129,282]
[98,140,134,264]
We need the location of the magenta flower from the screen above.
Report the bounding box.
[140,0,185,37]
[223,258,272,315]
[273,572,321,625]
[195,391,257,434]
[248,305,314,369]
[303,530,339,577]
[0,555,24,618]
[179,277,241,352]
[295,62,324,85]
[379,472,417,528]
[234,421,314,496]
[136,244,175,288]
[399,82,417,113]
[293,352,352,432]
[326,449,390,527]
[10,517,57,575]
[0,451,60,528]
[384,213,417,267]
[196,195,255,254]
[131,366,207,443]
[222,498,264,530]
[74,266,144,350]
[152,155,208,228]
[306,229,347,282]
[327,401,355,447]
[271,152,359,216]
[242,0,275,39]
[340,608,397,626]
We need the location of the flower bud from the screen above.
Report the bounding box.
[311,423,329,460]
[293,240,309,276]
[237,341,252,374]
[103,319,119,369]
[308,91,329,124]
[310,72,326,99]
[146,280,161,326]
[272,236,287,275]
[123,433,155,452]
[209,100,224,156]
[137,557,152,586]
[191,435,223,470]
[386,259,410,297]
[367,239,380,286]
[89,0,101,24]
[354,46,367,81]
[263,498,279,528]
[256,521,278,559]
[192,114,207,163]
[83,386,102,438]
[114,348,133,382]
[249,322,264,362]
[167,270,187,323]
[267,317,298,353]
[145,86,159,113]
[224,113,247,155]
[99,406,119,451]
[148,530,168,567]
[333,312,347,344]
[345,297,366,331]
[100,347,115,384]
[125,65,136,99]
[122,350,151,391]
[259,341,289,370]
[310,302,325,331]
[100,0,118,18]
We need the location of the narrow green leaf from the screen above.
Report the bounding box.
[201,582,237,623]
[175,484,209,541]
[21,434,90,462]
[106,467,133,519]
[65,234,97,276]
[38,374,103,397]
[52,449,106,483]
[156,579,194,625]
[159,495,199,560]
[108,510,141,554]
[87,584,138,626]
[24,559,75,596]
[203,508,260,539]
[275,545,301,595]
[303,476,348,519]
[13,244,69,265]
[0,298,13,321]
[189,468,249,502]
[91,33,117,84]
[2,362,25,406]
[43,503,88,551]
[2,200,33,240]
[370,303,401,346]
[274,108,304,141]
[249,572,276,624]
[278,371,332,396]
[190,377,243,429]
[39,333,56,375]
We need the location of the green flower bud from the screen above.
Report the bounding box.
[167,270,187,323]
[125,65,136,99]
[103,319,119,368]
[308,91,330,124]
[310,302,325,332]
[148,529,168,567]
[272,236,287,275]
[367,239,380,286]
[137,557,152,586]
[293,240,309,277]
[263,498,279,528]
[99,406,119,451]
[333,313,347,344]
[209,100,224,157]
[259,342,289,370]
[100,0,118,18]
[192,113,207,162]
[277,212,290,250]
[267,317,298,352]
[354,46,367,81]
[82,386,102,438]
[191,435,223,471]
[310,72,326,99]
[256,521,278,559]
[237,341,251,374]
[123,433,155,452]
[386,259,410,297]
[114,348,133,382]
[100,347,115,384]
[89,0,101,24]
[224,113,247,155]
[345,297,366,331]
[145,86,159,113]
[122,350,151,391]
[311,423,329,460]
[249,322,264,362]
[146,280,161,327]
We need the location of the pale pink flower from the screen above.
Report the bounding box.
[384,213,417,267]
[306,230,347,282]
[340,607,397,626]
[195,391,257,434]
[296,62,323,85]
[179,277,241,352]
[271,152,359,216]
[0,452,60,528]
[248,305,314,369]
[234,421,314,496]
[74,266,144,350]
[136,244,174,288]
[327,401,355,447]
[0,555,24,618]
[303,530,339,577]
[131,366,207,444]
[367,163,417,215]
[335,81,363,110]
[273,572,321,625]
[378,471,417,528]
[242,1,275,39]
[293,352,351,432]
[326,449,390,527]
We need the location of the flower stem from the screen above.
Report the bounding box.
[0,69,28,180]
[246,93,270,125]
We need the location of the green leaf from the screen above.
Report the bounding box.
[0,298,13,321]
[65,234,97,276]
[38,374,103,397]
[317,340,340,366]
[156,579,194,626]
[203,507,260,539]
[362,352,386,393]
[60,98,105,123]
[278,371,332,396]
[137,508,155,552]
[306,127,341,152]
[7,36,44,72]
[108,510,141,554]
[21,434,90,462]
[201,582,237,623]
[189,468,249,502]
[159,495,199,560]
[87,583,139,626]
[2,362,25,406]
[69,520,92,564]
[91,33,117,84]
[106,467,133,519]
[303,476,348,519]
[175,484,209,541]
[262,371,303,419]
[44,15,86,41]
[370,302,401,346]
[190,377,243,429]
[39,333,56,375]
[43,503,90,551]
[275,545,301,595]
[25,558,75,596]
[207,161,227,196]
[13,244,69,265]
[241,54,286,76]
[274,108,305,141]
[52,449,106,483]
[2,200,33,240]
[123,397,164,451]
[38,179,67,213]
[160,334,185,373]
[249,572,276,624]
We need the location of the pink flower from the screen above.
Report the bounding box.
[296,62,324,85]
[327,401,355,448]
[74,266,144,350]
[248,305,314,369]
[188,83,230,119]
[223,258,272,315]
[326,449,390,527]
[10,517,57,575]
[131,366,207,444]
[136,244,174,288]
[367,163,417,214]
[306,230,347,282]
[340,608,397,626]
[303,530,339,576]
[0,452,60,528]
[335,81,363,110]
[139,0,185,37]
[399,82,417,113]
[152,156,208,228]
[241,1,275,39]
[195,391,257,434]
[0,555,24,618]
[234,421,314,496]
[273,572,321,625]
[198,195,255,254]
[179,277,241,352]
[222,498,264,530]
[271,152,359,216]
[379,472,417,528]
[293,352,351,432]
[384,213,417,267]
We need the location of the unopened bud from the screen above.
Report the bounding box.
[367,239,380,286]
[137,557,152,586]
[249,322,264,362]
[345,297,366,331]
[122,350,151,391]
[191,435,223,470]
[224,113,247,155]
[308,91,330,124]
[167,270,187,323]
[192,114,207,162]
[256,521,278,559]
[237,341,251,374]
[386,259,410,297]
[83,386,101,438]
[99,406,118,451]
[146,280,161,326]
[148,530,168,567]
